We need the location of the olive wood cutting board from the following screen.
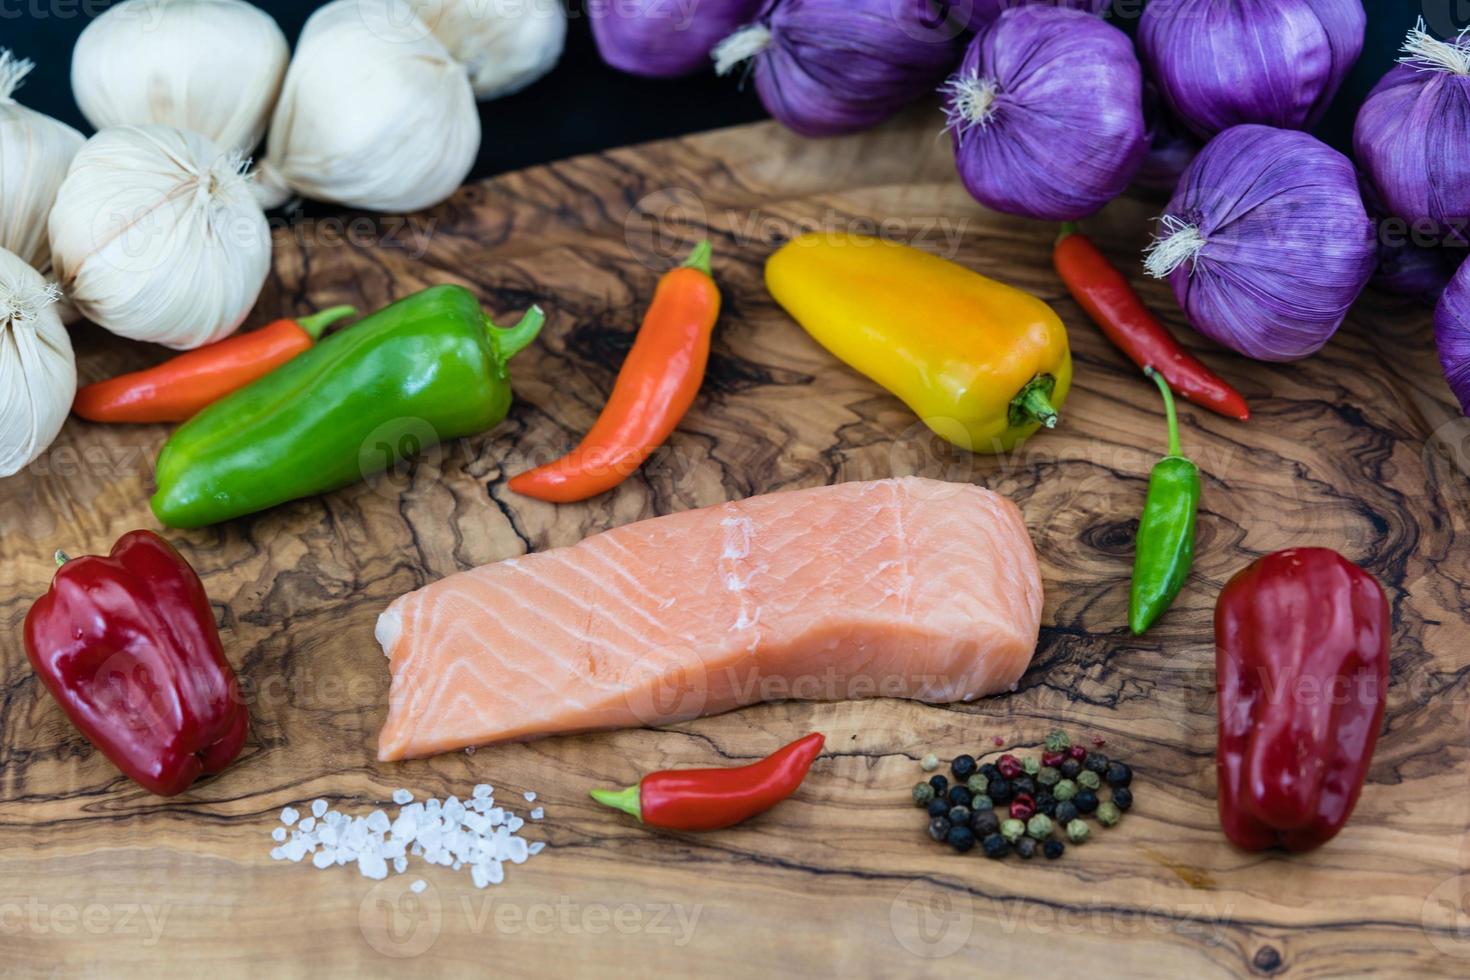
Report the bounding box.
[2,108,1468,977]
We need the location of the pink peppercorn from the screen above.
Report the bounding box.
[997,754,1024,779]
[1068,744,1088,762]
[1042,750,1065,768]
[1009,794,1036,821]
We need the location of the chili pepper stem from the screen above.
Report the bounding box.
[680,240,713,276]
[589,784,642,821]
[1057,221,1079,244]
[490,305,547,362]
[1145,366,1182,457]
[54,550,69,567]
[294,305,357,341]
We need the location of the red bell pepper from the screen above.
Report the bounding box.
[1215,548,1390,852]
[23,531,249,796]
[589,733,825,831]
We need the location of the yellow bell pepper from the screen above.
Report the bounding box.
[766,232,1072,454]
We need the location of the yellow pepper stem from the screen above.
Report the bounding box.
[1009,375,1061,430]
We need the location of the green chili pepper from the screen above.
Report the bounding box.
[1128,367,1201,634]
[151,286,545,528]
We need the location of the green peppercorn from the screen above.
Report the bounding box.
[1097,801,1121,827]
[1077,770,1101,791]
[1026,814,1053,840]
[1044,729,1071,752]
[921,753,939,772]
[1001,818,1026,843]
[1066,819,1090,844]
[966,773,989,796]
[1023,755,1041,776]
[1053,779,1077,802]
[912,782,936,807]
[970,794,994,812]
[1037,766,1060,787]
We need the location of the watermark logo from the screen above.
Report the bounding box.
[359,877,443,959]
[358,416,447,501]
[1422,874,1470,959]
[889,880,973,959]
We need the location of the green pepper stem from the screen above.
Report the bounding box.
[589,784,642,822]
[294,305,357,341]
[54,550,69,567]
[1057,221,1080,244]
[1146,367,1182,458]
[680,240,713,276]
[490,305,546,362]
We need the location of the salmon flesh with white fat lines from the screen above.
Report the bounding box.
[376,477,1043,760]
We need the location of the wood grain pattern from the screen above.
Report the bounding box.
[3,107,1469,977]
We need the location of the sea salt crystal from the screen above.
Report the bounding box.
[410,879,427,894]
[298,817,316,833]
[394,856,408,874]
[392,789,413,805]
[272,827,287,842]
[311,799,328,818]
[358,853,389,880]
[280,807,299,826]
[366,810,390,834]
[528,841,546,856]
[523,791,536,803]
[312,850,335,870]
[473,784,492,799]
[530,808,543,820]
[507,816,524,833]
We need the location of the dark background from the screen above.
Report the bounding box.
[0,0,1451,182]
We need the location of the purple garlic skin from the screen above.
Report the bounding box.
[956,0,1108,33]
[724,0,962,138]
[944,6,1146,221]
[1148,125,1375,363]
[592,0,764,78]
[1435,259,1470,416]
[1140,0,1366,140]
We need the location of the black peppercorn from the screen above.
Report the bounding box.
[927,798,949,818]
[1054,800,1079,825]
[1105,761,1132,787]
[1059,758,1082,779]
[929,774,949,794]
[987,778,1013,805]
[1015,836,1037,860]
[928,816,952,842]
[981,833,1010,859]
[951,754,977,780]
[978,763,1000,781]
[947,825,976,853]
[970,809,1000,837]
[947,785,972,808]
[1074,789,1099,814]
[1043,839,1065,860]
[1084,752,1108,774]
[1034,791,1057,817]
[1011,776,1037,798]
[948,805,972,826]
[1112,786,1133,811]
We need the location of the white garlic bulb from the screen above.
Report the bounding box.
[0,51,84,285]
[422,0,566,100]
[0,247,74,478]
[71,0,288,155]
[256,0,479,213]
[48,125,271,350]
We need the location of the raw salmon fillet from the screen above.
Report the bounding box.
[376,477,1042,760]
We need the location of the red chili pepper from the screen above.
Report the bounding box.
[589,732,824,831]
[509,241,720,502]
[1054,224,1249,421]
[73,305,357,424]
[1215,548,1389,852]
[23,531,249,796]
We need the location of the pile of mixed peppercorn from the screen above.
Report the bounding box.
[911,730,1133,860]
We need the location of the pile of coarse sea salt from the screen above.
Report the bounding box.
[269,785,545,888]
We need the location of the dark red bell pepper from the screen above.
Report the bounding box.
[589,733,825,831]
[1215,548,1390,852]
[23,530,249,796]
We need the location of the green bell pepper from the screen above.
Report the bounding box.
[151,285,544,528]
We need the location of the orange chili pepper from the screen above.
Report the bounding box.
[509,241,720,502]
[73,306,356,424]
